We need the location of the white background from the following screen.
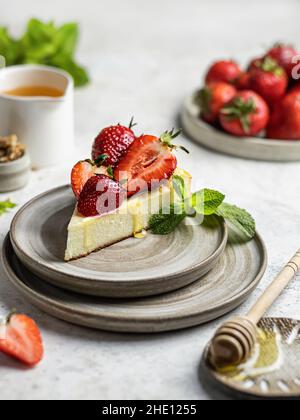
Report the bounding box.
[0,0,300,400]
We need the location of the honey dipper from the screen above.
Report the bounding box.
[209,249,300,368]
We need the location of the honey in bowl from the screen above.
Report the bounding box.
[2,86,64,97]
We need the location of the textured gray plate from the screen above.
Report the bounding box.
[2,231,267,333]
[182,93,300,162]
[10,186,227,298]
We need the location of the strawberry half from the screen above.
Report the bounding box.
[71,159,109,199]
[0,313,43,366]
[114,130,186,197]
[77,175,126,217]
[92,120,136,166]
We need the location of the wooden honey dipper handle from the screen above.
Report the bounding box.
[246,249,300,325]
[209,250,300,368]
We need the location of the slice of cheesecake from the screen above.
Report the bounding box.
[65,169,191,261]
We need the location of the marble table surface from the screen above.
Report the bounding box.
[0,0,300,400]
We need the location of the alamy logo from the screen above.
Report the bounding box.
[292,55,300,80]
[0,55,6,69]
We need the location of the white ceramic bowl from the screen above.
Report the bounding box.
[0,152,30,192]
[182,93,300,162]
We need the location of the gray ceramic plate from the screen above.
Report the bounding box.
[10,186,228,298]
[182,93,300,162]
[2,231,267,333]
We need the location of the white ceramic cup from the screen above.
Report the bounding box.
[0,65,74,168]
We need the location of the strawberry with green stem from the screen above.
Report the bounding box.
[114,129,189,197]
[91,118,136,167]
[195,82,236,124]
[249,57,288,106]
[220,90,269,136]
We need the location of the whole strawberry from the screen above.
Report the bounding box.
[220,90,269,137]
[77,175,126,217]
[249,57,288,106]
[266,43,299,79]
[267,90,300,140]
[92,120,136,166]
[196,82,236,124]
[205,60,242,85]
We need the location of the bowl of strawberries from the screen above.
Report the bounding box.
[182,43,300,161]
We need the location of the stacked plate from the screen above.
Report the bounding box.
[2,186,268,333]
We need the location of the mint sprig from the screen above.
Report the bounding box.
[0,19,89,87]
[0,200,16,216]
[149,179,255,240]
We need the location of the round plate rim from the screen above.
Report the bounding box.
[201,317,300,399]
[182,93,300,162]
[9,184,228,284]
[2,233,268,332]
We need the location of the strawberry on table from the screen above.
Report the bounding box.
[205,60,242,85]
[0,313,43,366]
[92,120,136,166]
[114,130,186,197]
[220,90,270,137]
[196,82,236,124]
[265,43,299,79]
[77,175,126,217]
[248,57,288,106]
[267,90,300,140]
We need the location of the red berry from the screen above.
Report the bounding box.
[0,313,43,366]
[77,175,126,217]
[197,82,236,124]
[220,90,270,137]
[235,72,251,90]
[205,60,242,85]
[114,134,178,197]
[249,57,288,106]
[92,124,135,166]
[267,90,300,140]
[266,43,299,79]
[71,160,96,199]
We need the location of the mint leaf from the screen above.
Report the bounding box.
[190,188,225,215]
[0,19,90,87]
[149,213,186,235]
[0,27,21,65]
[56,23,78,56]
[172,175,186,200]
[216,203,256,239]
[0,200,16,216]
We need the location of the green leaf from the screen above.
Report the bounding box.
[56,23,78,56]
[50,55,89,87]
[0,19,90,88]
[216,202,256,239]
[149,212,186,235]
[172,175,186,200]
[0,200,16,216]
[0,27,22,65]
[190,188,225,215]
